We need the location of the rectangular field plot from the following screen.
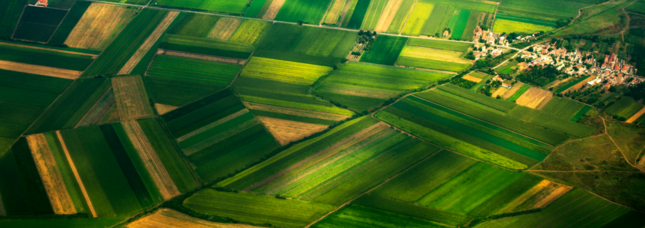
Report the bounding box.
[161,89,280,182]
[364,150,570,218]
[360,35,407,65]
[184,189,335,228]
[62,3,137,51]
[12,6,67,43]
[145,55,241,107]
[605,97,644,120]
[313,63,452,112]
[401,2,434,35]
[154,0,248,13]
[540,97,587,120]
[0,42,94,71]
[474,188,636,228]
[493,18,555,34]
[112,75,154,121]
[312,205,449,228]
[508,106,596,138]
[274,0,332,24]
[127,208,264,227]
[342,0,370,29]
[396,43,473,72]
[498,0,589,22]
[422,0,495,13]
[415,89,570,146]
[255,24,357,66]
[233,57,353,144]
[219,117,441,206]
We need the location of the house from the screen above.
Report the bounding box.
[588,78,602,86]
[502,80,513,89]
[443,30,450,37]
[33,0,47,7]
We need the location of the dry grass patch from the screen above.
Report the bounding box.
[155,103,179,115]
[118,11,179,75]
[26,134,76,215]
[262,0,287,20]
[626,107,645,124]
[0,60,81,79]
[122,120,180,200]
[207,17,242,40]
[259,117,329,146]
[127,208,264,228]
[244,102,351,121]
[462,75,483,83]
[516,87,552,109]
[158,49,247,65]
[55,131,97,217]
[65,3,136,51]
[502,82,524,99]
[113,76,155,121]
[492,87,509,98]
[400,46,472,64]
[324,0,348,24]
[375,0,404,32]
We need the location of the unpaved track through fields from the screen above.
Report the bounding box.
[118,11,179,75]
[0,60,82,79]
[56,131,97,218]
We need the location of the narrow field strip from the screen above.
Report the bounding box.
[177,109,250,142]
[263,0,287,20]
[118,11,179,75]
[56,131,97,218]
[157,49,247,65]
[626,107,645,124]
[0,60,82,79]
[122,120,180,200]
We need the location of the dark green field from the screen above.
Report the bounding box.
[360,35,407,65]
[275,0,332,24]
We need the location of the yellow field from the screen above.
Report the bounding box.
[502,82,524,99]
[229,20,271,45]
[500,180,572,213]
[241,57,333,85]
[65,3,136,50]
[401,2,434,35]
[154,103,179,115]
[126,208,264,228]
[400,46,471,64]
[561,76,595,94]
[0,60,82,79]
[462,75,483,83]
[324,0,348,24]
[375,0,404,32]
[26,134,76,215]
[493,19,554,34]
[208,17,242,40]
[259,117,329,146]
[243,102,351,122]
[56,131,97,218]
[516,87,553,109]
[262,0,286,20]
[122,120,180,200]
[118,12,179,75]
[492,87,509,98]
[112,76,155,120]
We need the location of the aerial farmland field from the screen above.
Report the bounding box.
[2,0,645,226]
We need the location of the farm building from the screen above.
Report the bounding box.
[33,0,47,7]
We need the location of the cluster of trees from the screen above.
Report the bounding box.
[516,65,560,86]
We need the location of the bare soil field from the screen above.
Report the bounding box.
[516,87,552,109]
[462,75,483,83]
[262,0,287,20]
[154,103,179,115]
[492,87,509,98]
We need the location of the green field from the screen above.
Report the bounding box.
[161,89,280,182]
[312,205,449,228]
[48,1,92,46]
[160,34,255,59]
[314,63,452,112]
[449,9,470,40]
[83,9,167,77]
[554,76,591,94]
[401,2,435,35]
[12,7,67,43]
[397,56,472,72]
[415,89,570,145]
[498,0,590,22]
[0,0,29,39]
[540,97,587,120]
[508,85,530,102]
[361,0,388,30]
[243,0,267,17]
[344,0,371,29]
[255,23,357,66]
[493,18,556,34]
[605,97,644,120]
[439,84,517,113]
[145,55,241,107]
[508,106,596,138]
[407,38,472,51]
[474,189,635,228]
[184,189,335,228]
[26,78,111,134]
[0,218,125,228]
[275,0,333,24]
[154,0,248,13]
[360,35,407,65]
[386,0,416,33]
[0,42,94,71]
[422,0,495,12]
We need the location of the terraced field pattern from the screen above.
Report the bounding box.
[0,0,644,227]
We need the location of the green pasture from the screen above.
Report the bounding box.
[360,35,407,65]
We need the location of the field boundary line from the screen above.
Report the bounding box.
[599,114,643,171]
[74,85,112,128]
[337,0,353,27]
[398,0,418,35]
[10,5,27,40]
[304,149,445,228]
[46,4,74,44]
[226,22,274,89]
[56,131,97,218]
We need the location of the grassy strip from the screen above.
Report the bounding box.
[508,85,530,102]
